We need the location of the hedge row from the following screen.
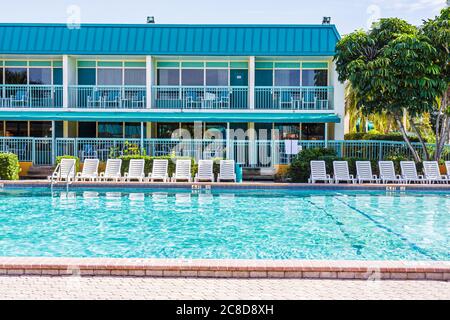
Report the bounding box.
[287,148,420,182]
[344,132,420,142]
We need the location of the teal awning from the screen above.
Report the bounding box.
[0,110,340,123]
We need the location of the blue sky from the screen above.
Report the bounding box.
[0,0,447,34]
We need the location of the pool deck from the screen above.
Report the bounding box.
[2,179,450,191]
[0,179,449,281]
[0,257,449,281]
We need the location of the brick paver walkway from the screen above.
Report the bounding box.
[0,276,448,300]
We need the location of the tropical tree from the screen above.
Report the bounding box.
[334,10,449,162]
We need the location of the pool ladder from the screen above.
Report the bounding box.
[50,162,75,193]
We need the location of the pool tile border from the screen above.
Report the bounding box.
[0,257,448,281]
[2,180,450,191]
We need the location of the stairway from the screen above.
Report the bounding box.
[23,165,54,180]
[243,167,276,182]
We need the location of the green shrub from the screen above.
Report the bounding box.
[287,147,383,182]
[56,155,80,172]
[287,148,336,182]
[0,153,20,180]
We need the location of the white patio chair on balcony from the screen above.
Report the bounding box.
[308,160,333,184]
[400,161,425,184]
[201,92,216,109]
[131,91,146,109]
[10,90,28,107]
[87,89,103,108]
[378,161,404,184]
[123,159,145,182]
[301,91,317,110]
[76,159,99,181]
[356,161,379,184]
[98,159,122,182]
[48,158,76,182]
[333,161,356,184]
[217,160,236,182]
[195,160,214,182]
[171,159,192,182]
[102,90,121,108]
[147,159,169,182]
[423,161,449,184]
[279,91,294,109]
[215,89,230,109]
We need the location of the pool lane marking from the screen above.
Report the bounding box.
[304,199,367,256]
[334,196,437,260]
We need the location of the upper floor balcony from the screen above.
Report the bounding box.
[0,85,63,108]
[0,84,334,110]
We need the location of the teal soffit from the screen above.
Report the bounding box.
[0,24,340,56]
[0,111,341,123]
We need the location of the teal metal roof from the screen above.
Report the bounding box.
[0,23,340,56]
[0,110,340,123]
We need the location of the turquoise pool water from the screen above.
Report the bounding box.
[0,188,448,261]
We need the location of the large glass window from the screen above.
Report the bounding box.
[255,70,273,86]
[0,121,4,136]
[98,122,123,138]
[0,68,3,85]
[5,68,27,84]
[275,123,300,140]
[157,69,179,86]
[302,70,328,86]
[274,70,300,86]
[302,123,325,140]
[29,68,51,85]
[30,121,52,137]
[204,123,226,139]
[125,122,145,138]
[205,69,228,86]
[97,68,123,85]
[124,69,146,86]
[181,69,204,86]
[5,121,28,137]
[157,123,179,138]
[78,122,96,138]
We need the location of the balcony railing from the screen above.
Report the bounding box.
[68,85,146,109]
[152,86,248,109]
[0,85,63,108]
[255,86,334,110]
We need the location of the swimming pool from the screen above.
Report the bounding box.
[0,188,448,261]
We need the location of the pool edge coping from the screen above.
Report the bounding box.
[0,257,449,280]
[2,180,450,191]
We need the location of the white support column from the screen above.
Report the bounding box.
[248,122,256,166]
[62,55,76,109]
[140,122,145,153]
[146,56,153,109]
[226,122,231,160]
[248,56,255,110]
[330,61,345,140]
[324,123,328,148]
[51,120,56,165]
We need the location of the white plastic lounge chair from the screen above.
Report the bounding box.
[124,159,145,182]
[308,160,333,184]
[423,161,449,184]
[356,161,379,184]
[400,161,425,184]
[195,160,214,182]
[147,159,169,182]
[217,160,236,182]
[99,159,122,182]
[171,159,192,182]
[76,159,99,181]
[446,161,450,180]
[378,161,404,184]
[333,161,356,184]
[49,158,76,182]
